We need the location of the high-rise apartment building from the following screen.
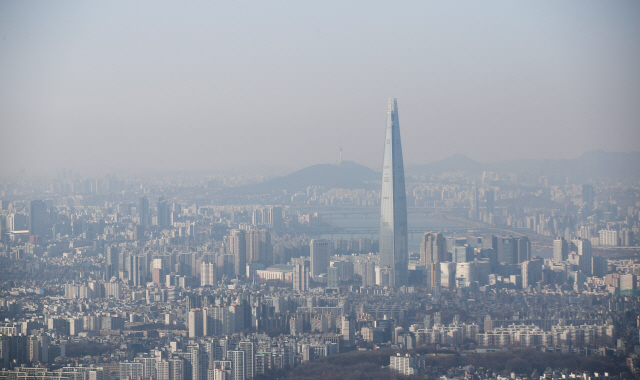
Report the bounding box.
[599,229,619,246]
[246,229,272,267]
[237,341,254,380]
[293,264,309,293]
[326,266,339,289]
[229,230,246,277]
[200,262,216,287]
[227,350,245,380]
[188,309,203,338]
[379,98,408,287]
[128,254,141,287]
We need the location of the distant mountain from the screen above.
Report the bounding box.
[233,160,380,194]
[407,154,484,175]
[407,150,640,181]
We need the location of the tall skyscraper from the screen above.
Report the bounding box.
[515,236,531,263]
[553,237,568,262]
[227,350,245,380]
[572,238,592,275]
[379,98,408,287]
[293,263,309,293]
[326,266,339,289]
[230,229,246,277]
[246,229,272,267]
[497,236,516,265]
[582,184,594,212]
[522,259,543,288]
[157,196,171,228]
[106,245,119,280]
[485,189,495,215]
[420,232,446,266]
[29,200,47,237]
[310,239,330,278]
[200,262,216,287]
[188,309,204,338]
[237,341,255,380]
[139,196,149,231]
[473,187,480,219]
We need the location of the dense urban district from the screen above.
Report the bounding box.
[1,103,640,379]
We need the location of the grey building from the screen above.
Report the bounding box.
[379,98,408,287]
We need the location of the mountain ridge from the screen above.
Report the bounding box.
[407,150,640,180]
[226,150,639,195]
[230,160,379,194]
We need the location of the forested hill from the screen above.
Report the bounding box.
[255,347,625,380]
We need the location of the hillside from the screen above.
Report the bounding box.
[232,160,379,195]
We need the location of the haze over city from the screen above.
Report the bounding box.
[1,1,639,175]
[3,3,640,380]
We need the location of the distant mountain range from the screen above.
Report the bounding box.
[226,150,639,195]
[407,150,640,181]
[233,160,379,194]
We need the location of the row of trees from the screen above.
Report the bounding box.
[262,347,626,380]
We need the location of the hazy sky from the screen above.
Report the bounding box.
[1,1,639,174]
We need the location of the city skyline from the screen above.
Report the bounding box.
[1,125,639,376]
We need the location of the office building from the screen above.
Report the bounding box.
[485,189,495,215]
[29,200,47,237]
[440,262,456,288]
[522,259,543,288]
[473,187,480,219]
[158,197,171,228]
[582,184,594,211]
[553,237,568,262]
[310,239,330,278]
[139,196,149,231]
[420,232,446,266]
[452,245,473,263]
[455,262,476,287]
[572,238,592,275]
[379,98,409,287]
[516,236,531,263]
[498,237,516,265]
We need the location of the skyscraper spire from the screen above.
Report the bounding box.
[379,98,408,287]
